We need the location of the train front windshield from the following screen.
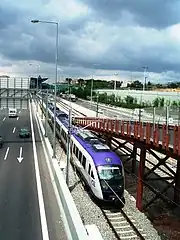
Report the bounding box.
[97,165,124,191]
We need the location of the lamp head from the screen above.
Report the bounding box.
[31,20,39,23]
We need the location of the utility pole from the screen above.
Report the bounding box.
[166,106,169,134]
[36,65,40,113]
[144,76,147,91]
[153,107,156,131]
[142,66,148,92]
[66,107,72,187]
[41,84,43,119]
[45,89,49,137]
[90,78,93,110]
[138,108,141,122]
[96,92,99,117]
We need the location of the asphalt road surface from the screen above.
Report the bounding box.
[0,106,67,240]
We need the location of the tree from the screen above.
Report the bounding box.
[77,78,85,87]
[124,95,135,105]
[171,100,178,108]
[159,97,165,107]
[65,78,72,85]
[146,81,153,90]
[153,97,160,107]
[98,93,107,103]
[127,80,143,90]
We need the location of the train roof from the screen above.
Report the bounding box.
[73,130,122,167]
[53,109,122,167]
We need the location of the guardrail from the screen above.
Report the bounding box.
[34,101,91,240]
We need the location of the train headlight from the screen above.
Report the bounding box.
[101,181,108,190]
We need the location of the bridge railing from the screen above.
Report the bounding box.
[74,117,180,156]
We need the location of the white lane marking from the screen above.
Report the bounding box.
[13,127,16,133]
[4,147,10,160]
[3,117,6,121]
[17,117,19,120]
[29,100,50,240]
[17,147,23,163]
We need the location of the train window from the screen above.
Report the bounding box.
[88,164,91,175]
[75,148,79,158]
[79,151,82,162]
[64,133,67,142]
[91,171,95,179]
[62,130,65,139]
[73,145,76,154]
[82,156,86,169]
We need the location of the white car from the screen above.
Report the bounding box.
[8,108,17,118]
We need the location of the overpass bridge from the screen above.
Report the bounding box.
[74,116,180,211]
[52,97,180,212]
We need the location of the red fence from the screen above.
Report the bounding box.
[74,117,180,156]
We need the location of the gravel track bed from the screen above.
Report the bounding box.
[40,114,160,240]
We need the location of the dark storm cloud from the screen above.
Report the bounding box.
[0,5,19,30]
[81,0,180,29]
[0,2,87,66]
[0,0,180,81]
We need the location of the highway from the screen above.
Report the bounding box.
[0,105,67,240]
[76,99,167,123]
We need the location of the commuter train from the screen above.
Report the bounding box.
[47,104,125,204]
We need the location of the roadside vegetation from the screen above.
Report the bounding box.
[43,78,180,109]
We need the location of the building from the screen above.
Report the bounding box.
[30,75,48,88]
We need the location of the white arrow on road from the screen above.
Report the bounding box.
[17,147,23,163]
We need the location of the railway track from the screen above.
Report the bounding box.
[57,99,86,117]
[101,207,147,240]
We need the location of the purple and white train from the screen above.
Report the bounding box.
[48,104,125,204]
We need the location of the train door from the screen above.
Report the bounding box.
[88,163,95,188]
[88,163,91,186]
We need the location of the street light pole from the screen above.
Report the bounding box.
[114,73,118,90]
[36,64,40,93]
[66,108,72,187]
[53,22,58,159]
[31,19,59,158]
[90,64,100,110]
[45,89,48,137]
[114,73,118,99]
[90,77,93,109]
[96,91,99,117]
[142,66,148,91]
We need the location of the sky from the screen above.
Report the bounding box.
[1,0,180,84]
